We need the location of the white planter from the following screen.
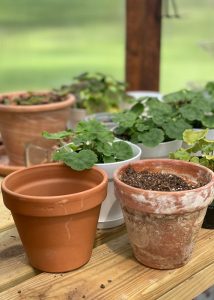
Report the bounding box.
[204,128,214,140]
[84,112,116,130]
[67,108,87,129]
[96,142,141,229]
[139,140,182,159]
[127,90,162,101]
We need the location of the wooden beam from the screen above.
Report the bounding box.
[126,0,162,91]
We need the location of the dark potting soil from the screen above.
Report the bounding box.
[121,167,203,191]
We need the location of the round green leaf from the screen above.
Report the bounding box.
[138,128,164,147]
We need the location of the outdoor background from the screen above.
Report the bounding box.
[0,0,213,94]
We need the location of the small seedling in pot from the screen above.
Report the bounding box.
[43,119,133,171]
[163,81,214,129]
[113,97,191,147]
[54,72,133,114]
[0,92,66,106]
[170,128,214,206]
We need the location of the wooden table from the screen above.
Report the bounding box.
[0,176,214,300]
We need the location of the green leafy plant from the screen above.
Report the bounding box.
[163,81,214,129]
[54,72,133,114]
[42,119,133,171]
[169,128,214,171]
[0,92,66,106]
[113,97,191,147]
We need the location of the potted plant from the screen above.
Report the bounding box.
[0,91,75,166]
[163,82,214,139]
[114,159,214,269]
[54,72,133,128]
[43,119,142,229]
[1,162,108,272]
[169,128,214,229]
[113,97,189,158]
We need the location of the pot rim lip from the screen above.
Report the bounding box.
[0,91,75,112]
[137,140,182,147]
[113,158,214,195]
[95,141,142,167]
[1,162,108,201]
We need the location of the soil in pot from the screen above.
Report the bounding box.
[114,159,214,270]
[121,167,204,191]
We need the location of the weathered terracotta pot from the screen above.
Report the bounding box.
[114,159,214,269]
[1,163,108,272]
[0,91,75,165]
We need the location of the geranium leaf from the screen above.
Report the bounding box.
[201,115,214,128]
[179,104,204,121]
[53,149,97,171]
[169,148,191,161]
[112,141,133,161]
[183,129,208,145]
[113,111,137,128]
[42,130,72,140]
[138,128,164,147]
[162,119,192,140]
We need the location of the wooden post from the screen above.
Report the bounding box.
[126,0,162,91]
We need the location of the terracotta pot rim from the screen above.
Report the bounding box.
[113,158,214,195]
[1,162,108,202]
[0,91,75,113]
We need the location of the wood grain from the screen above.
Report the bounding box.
[0,177,14,233]
[0,223,126,293]
[158,263,214,300]
[0,229,213,300]
[126,0,162,91]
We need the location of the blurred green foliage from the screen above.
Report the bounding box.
[0,0,213,93]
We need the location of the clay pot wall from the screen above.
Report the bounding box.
[0,91,75,165]
[114,159,214,269]
[1,163,108,272]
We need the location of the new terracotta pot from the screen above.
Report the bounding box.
[114,159,214,270]
[0,91,75,166]
[1,163,108,272]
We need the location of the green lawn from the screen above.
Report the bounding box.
[0,0,213,93]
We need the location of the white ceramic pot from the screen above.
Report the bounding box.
[139,140,182,159]
[67,108,87,129]
[204,129,214,140]
[96,142,141,229]
[127,90,162,100]
[84,112,116,130]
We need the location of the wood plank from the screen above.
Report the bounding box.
[0,177,14,233]
[0,229,213,300]
[0,223,126,292]
[158,263,214,300]
[0,227,38,292]
[126,0,162,91]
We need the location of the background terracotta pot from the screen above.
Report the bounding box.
[1,163,108,272]
[114,159,214,270]
[0,91,75,166]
